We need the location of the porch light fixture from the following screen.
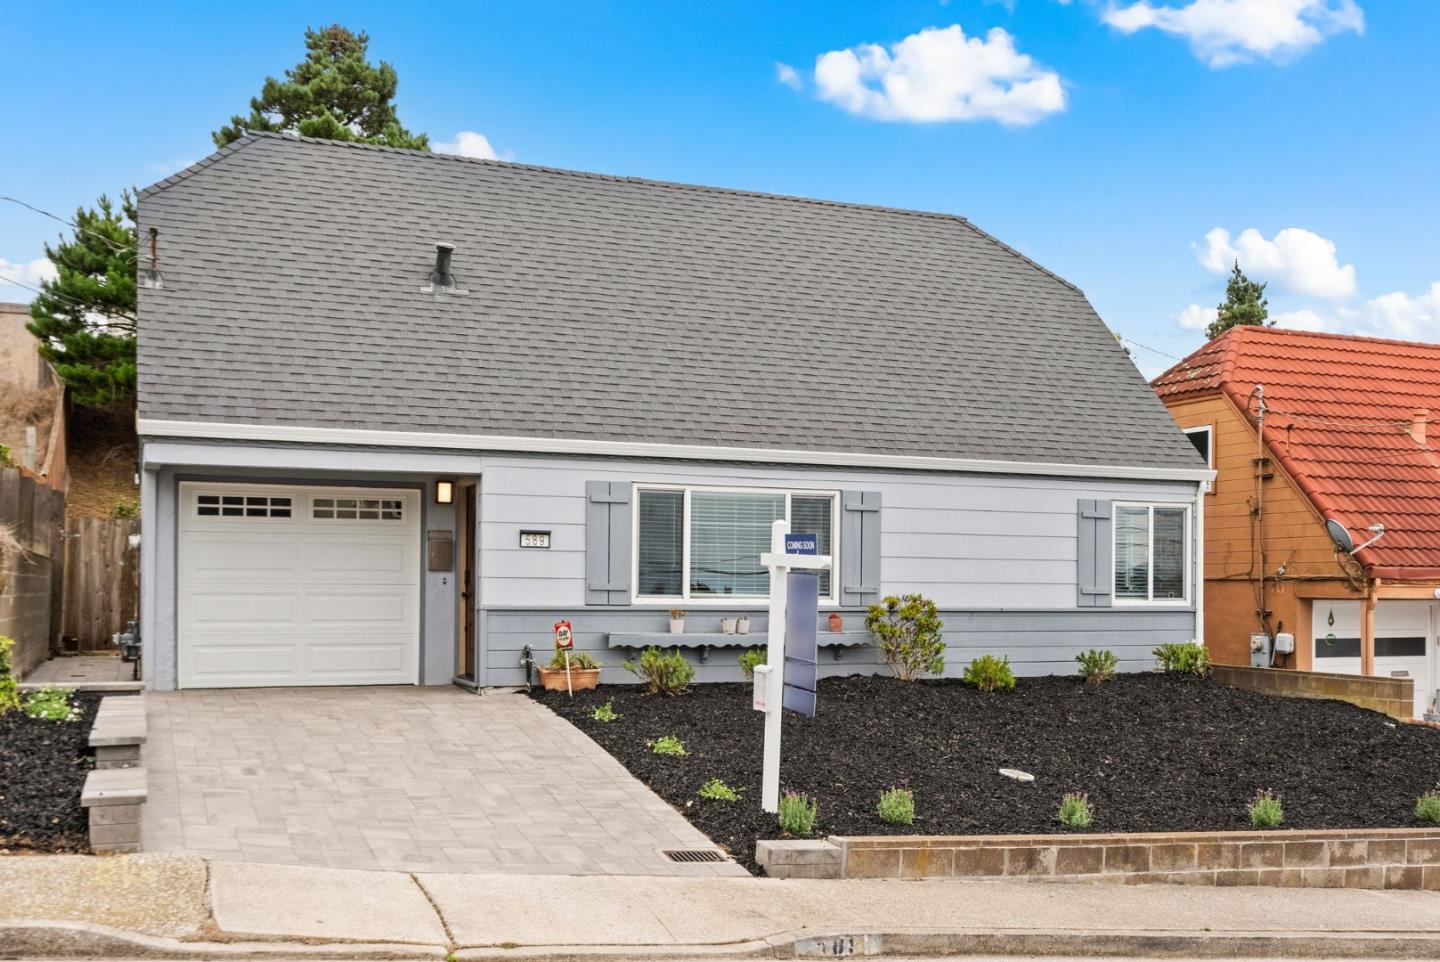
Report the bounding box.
[435,480,454,505]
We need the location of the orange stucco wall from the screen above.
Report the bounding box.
[1164,393,1358,667]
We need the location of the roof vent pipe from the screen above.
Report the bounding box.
[429,243,456,291]
[1411,409,1429,447]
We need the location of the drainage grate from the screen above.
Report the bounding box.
[663,849,728,863]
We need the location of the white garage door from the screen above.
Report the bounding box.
[178,483,421,688]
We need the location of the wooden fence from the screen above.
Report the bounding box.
[0,467,65,676]
[61,517,139,651]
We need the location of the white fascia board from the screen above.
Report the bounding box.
[137,418,1216,484]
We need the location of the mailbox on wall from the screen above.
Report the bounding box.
[427,530,455,571]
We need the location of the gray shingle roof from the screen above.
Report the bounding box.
[137,133,1201,470]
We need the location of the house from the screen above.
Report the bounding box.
[1154,326,1440,717]
[135,132,1209,691]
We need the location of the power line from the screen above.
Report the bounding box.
[0,270,131,319]
[0,194,136,256]
[1117,334,1183,362]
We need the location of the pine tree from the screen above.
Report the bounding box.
[1206,262,1271,340]
[213,25,428,150]
[25,193,137,410]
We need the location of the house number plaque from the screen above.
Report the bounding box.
[519,530,551,549]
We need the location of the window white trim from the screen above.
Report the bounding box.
[1111,501,1192,608]
[631,483,839,607]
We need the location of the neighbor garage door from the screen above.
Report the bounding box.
[177,482,421,688]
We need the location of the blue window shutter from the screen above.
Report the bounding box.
[840,490,881,606]
[1077,499,1114,608]
[585,481,632,606]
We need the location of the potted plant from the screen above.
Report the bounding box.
[536,648,601,692]
[669,608,686,634]
[736,614,750,635]
[828,612,844,632]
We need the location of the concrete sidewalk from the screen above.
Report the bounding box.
[7,853,1440,959]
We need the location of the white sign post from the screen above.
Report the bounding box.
[756,519,832,813]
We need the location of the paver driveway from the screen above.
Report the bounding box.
[143,686,744,876]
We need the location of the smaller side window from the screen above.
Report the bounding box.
[1184,425,1213,467]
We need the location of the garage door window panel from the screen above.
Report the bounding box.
[197,493,292,519]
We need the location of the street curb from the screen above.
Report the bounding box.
[0,922,445,960]
[11,921,1440,961]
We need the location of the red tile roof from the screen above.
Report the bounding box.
[1154,326,1440,579]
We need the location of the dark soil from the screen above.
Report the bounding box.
[535,674,1440,873]
[0,693,100,852]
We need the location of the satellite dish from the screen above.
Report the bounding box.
[1325,519,1354,553]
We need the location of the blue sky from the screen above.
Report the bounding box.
[3,1,1437,376]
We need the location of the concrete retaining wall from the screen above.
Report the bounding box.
[759,827,1440,889]
[1213,665,1414,721]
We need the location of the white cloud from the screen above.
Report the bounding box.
[1103,0,1364,67]
[775,62,803,90]
[0,256,56,299]
[434,131,499,160]
[1176,303,1216,331]
[1361,283,1440,339]
[1197,227,1356,299]
[1270,308,1331,332]
[812,24,1066,125]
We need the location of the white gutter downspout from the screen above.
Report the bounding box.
[1194,478,1206,647]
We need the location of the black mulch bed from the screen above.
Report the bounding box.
[535,673,1440,873]
[0,692,101,853]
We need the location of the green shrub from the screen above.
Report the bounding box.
[548,648,599,670]
[22,687,80,722]
[737,649,765,679]
[624,646,694,695]
[112,498,140,520]
[1153,642,1211,676]
[591,699,619,723]
[778,791,819,837]
[963,654,1016,692]
[698,778,742,802]
[865,594,945,680]
[1075,648,1118,684]
[1417,789,1440,825]
[0,636,19,716]
[647,735,687,757]
[876,787,915,826]
[1057,792,1092,830]
[1248,788,1284,828]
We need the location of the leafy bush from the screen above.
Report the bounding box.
[963,654,1016,692]
[778,791,819,837]
[1248,788,1284,828]
[112,498,140,520]
[1417,789,1440,825]
[624,646,694,695]
[647,734,687,757]
[591,699,619,723]
[876,787,915,826]
[698,778,742,802]
[866,595,945,680]
[1153,642,1211,676]
[1057,792,1092,830]
[0,636,19,716]
[1075,649,1118,684]
[547,648,599,670]
[737,649,765,679]
[23,687,80,722]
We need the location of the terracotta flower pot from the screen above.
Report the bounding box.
[828,612,844,632]
[537,666,601,692]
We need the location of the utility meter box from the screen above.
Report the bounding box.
[1250,633,1272,668]
[1274,632,1295,655]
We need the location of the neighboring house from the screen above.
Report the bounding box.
[0,301,67,489]
[1154,326,1440,717]
[136,133,1209,692]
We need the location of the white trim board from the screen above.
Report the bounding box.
[138,418,1216,484]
